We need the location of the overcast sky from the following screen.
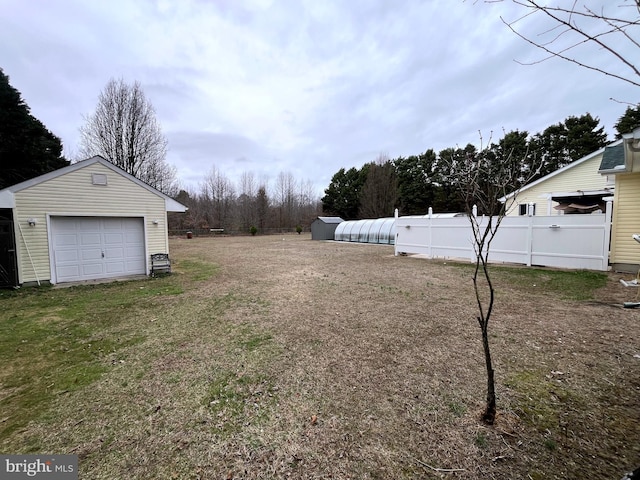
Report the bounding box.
[2,0,637,197]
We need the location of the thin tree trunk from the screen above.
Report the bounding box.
[481,321,496,424]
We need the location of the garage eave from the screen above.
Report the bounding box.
[0,190,15,209]
[166,198,188,212]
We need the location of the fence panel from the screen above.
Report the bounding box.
[395,212,610,271]
[529,215,610,270]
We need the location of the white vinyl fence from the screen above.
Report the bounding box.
[394,204,612,271]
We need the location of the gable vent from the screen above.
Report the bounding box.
[92,173,108,185]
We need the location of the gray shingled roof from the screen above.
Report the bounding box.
[598,143,625,172]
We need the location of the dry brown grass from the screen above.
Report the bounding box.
[3,234,639,479]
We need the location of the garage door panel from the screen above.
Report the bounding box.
[125,232,144,244]
[80,233,101,246]
[104,233,124,244]
[126,259,145,271]
[125,251,144,260]
[56,250,79,262]
[81,248,102,261]
[81,262,104,276]
[124,252,146,264]
[105,262,125,274]
[105,247,124,259]
[52,217,146,283]
[55,218,75,229]
[57,265,80,278]
[127,221,143,230]
[54,233,78,247]
[79,218,100,229]
[103,219,123,229]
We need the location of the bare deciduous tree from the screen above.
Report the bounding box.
[297,179,321,227]
[499,0,640,87]
[444,133,541,424]
[274,171,297,228]
[201,166,235,229]
[237,171,258,231]
[79,78,176,192]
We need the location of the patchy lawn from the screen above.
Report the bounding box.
[0,234,638,479]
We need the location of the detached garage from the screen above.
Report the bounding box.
[0,156,187,287]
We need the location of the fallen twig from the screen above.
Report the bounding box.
[412,456,465,473]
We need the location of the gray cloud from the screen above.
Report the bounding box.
[2,0,636,198]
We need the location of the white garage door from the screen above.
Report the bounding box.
[51,217,146,283]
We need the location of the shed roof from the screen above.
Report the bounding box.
[0,156,187,212]
[316,216,344,224]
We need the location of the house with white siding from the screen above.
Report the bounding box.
[0,156,187,287]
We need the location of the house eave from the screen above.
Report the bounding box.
[545,188,614,199]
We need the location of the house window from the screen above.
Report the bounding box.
[92,173,108,185]
[519,203,535,216]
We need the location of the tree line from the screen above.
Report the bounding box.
[168,169,321,234]
[322,108,640,220]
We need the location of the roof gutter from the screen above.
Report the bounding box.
[601,127,640,175]
[599,164,631,175]
[623,126,640,152]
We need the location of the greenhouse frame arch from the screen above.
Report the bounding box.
[334,218,396,245]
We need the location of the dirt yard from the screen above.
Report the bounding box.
[165,234,640,479]
[3,234,639,479]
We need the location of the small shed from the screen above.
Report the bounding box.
[311,216,344,240]
[0,156,187,287]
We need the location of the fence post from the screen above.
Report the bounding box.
[526,213,533,267]
[602,200,613,271]
[427,207,433,258]
[394,208,399,256]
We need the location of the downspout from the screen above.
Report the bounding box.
[17,222,41,286]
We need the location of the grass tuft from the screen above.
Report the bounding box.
[451,263,607,300]
[504,369,580,432]
[174,258,218,281]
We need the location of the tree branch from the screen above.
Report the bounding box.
[499,0,640,87]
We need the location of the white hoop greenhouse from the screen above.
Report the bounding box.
[334,217,396,244]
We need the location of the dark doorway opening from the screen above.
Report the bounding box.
[0,209,18,287]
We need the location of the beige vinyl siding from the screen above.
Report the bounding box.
[610,173,640,266]
[14,163,168,283]
[505,152,610,216]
